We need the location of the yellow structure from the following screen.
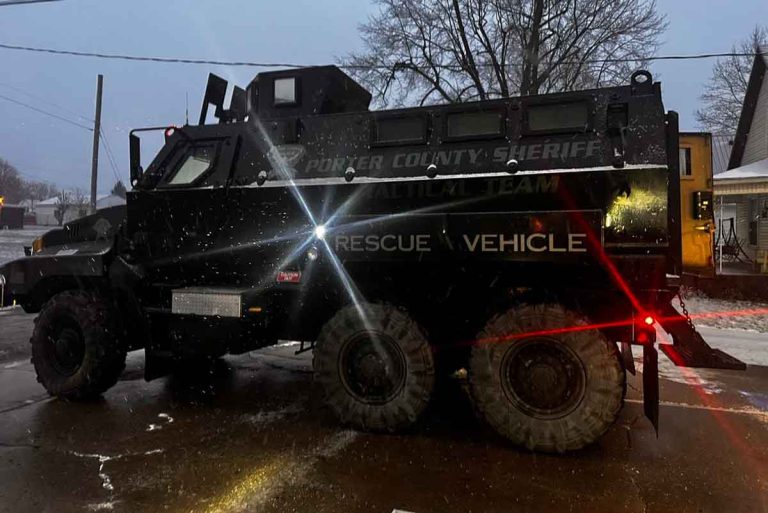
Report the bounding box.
[679,132,715,277]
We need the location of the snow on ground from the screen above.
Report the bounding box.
[678,291,768,333]
[637,326,768,396]
[0,226,51,266]
[696,327,768,367]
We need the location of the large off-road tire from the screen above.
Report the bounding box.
[313,303,435,432]
[30,290,127,400]
[469,304,625,452]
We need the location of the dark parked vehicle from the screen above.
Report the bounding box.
[0,66,744,452]
[0,204,24,229]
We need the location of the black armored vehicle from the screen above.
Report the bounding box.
[0,66,744,452]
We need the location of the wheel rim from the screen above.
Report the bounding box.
[501,338,586,419]
[48,322,86,376]
[339,331,407,405]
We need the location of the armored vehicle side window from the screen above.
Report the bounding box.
[372,116,426,146]
[526,101,589,133]
[168,146,214,185]
[274,77,298,106]
[445,110,504,140]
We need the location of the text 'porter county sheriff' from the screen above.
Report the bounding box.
[303,141,602,173]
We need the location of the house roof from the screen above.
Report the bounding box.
[715,157,768,180]
[37,193,117,206]
[712,134,733,175]
[37,196,60,206]
[729,47,768,169]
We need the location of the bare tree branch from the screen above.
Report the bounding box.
[341,0,667,106]
[696,26,767,134]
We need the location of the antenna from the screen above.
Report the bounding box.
[185,92,189,126]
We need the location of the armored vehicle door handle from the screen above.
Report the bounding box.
[694,223,711,232]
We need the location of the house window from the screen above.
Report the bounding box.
[749,198,759,245]
[679,147,692,176]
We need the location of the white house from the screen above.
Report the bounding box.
[714,46,768,268]
[34,193,126,226]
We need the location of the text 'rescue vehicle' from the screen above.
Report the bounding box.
[0,66,745,452]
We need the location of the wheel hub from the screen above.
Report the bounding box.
[502,338,586,419]
[340,332,406,404]
[50,326,85,375]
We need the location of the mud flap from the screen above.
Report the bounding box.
[643,345,659,434]
[621,341,636,375]
[657,302,746,370]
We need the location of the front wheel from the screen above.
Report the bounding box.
[313,303,435,432]
[469,304,625,452]
[31,290,126,400]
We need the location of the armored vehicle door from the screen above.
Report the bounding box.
[679,133,715,277]
[127,128,240,284]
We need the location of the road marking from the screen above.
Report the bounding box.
[146,412,175,432]
[0,396,53,414]
[626,398,768,418]
[71,448,166,510]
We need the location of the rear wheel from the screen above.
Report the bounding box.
[469,304,624,452]
[31,290,126,400]
[313,303,435,432]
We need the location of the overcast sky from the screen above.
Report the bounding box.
[0,0,765,193]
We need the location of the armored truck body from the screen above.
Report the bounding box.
[0,66,743,451]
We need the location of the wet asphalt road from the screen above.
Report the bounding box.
[0,308,767,513]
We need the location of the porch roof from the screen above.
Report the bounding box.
[714,158,768,195]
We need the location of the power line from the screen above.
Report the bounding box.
[0,92,93,131]
[99,131,122,183]
[0,81,94,123]
[0,42,309,68]
[0,41,766,69]
[0,0,63,6]
[0,82,124,185]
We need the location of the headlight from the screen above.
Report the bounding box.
[32,237,44,253]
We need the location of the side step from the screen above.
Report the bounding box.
[657,302,746,370]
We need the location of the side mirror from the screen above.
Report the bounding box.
[129,133,142,187]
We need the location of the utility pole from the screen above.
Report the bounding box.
[90,74,103,213]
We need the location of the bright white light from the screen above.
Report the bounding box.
[314,225,327,240]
